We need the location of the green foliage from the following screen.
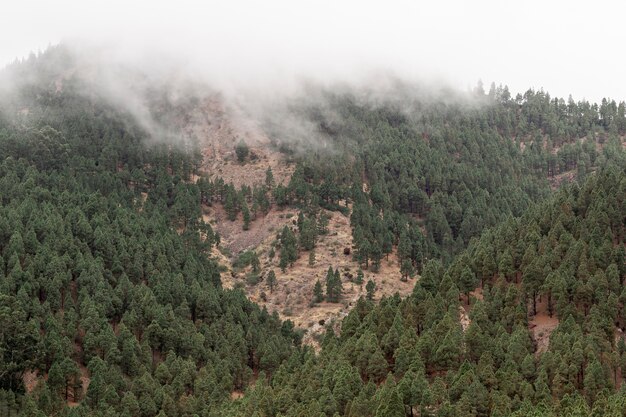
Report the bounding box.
[355,269,364,286]
[273,85,625,268]
[4,47,626,417]
[265,167,275,188]
[313,280,324,303]
[235,140,249,163]
[233,250,260,272]
[242,203,251,230]
[266,270,277,293]
[0,48,298,416]
[0,295,41,391]
[299,215,318,251]
[279,226,298,272]
[325,267,343,303]
[365,279,376,301]
[235,165,626,416]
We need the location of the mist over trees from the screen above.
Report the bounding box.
[264,80,625,272]
[0,46,624,416]
[0,47,300,416]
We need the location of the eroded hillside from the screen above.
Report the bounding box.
[182,96,408,344]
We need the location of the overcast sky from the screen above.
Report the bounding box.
[3,0,625,102]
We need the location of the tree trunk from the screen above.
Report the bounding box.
[547,293,553,317]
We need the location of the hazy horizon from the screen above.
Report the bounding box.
[3,0,626,103]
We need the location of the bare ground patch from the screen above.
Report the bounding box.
[203,204,298,257]
[529,297,559,355]
[190,95,412,347]
[23,370,39,394]
[240,208,411,348]
[188,96,294,189]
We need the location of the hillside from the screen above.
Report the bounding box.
[226,164,626,417]
[1,46,626,416]
[173,96,408,343]
[178,84,625,348]
[0,48,299,416]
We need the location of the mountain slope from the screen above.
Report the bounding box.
[227,164,625,416]
[0,48,299,416]
[1,45,626,416]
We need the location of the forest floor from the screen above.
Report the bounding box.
[459,287,484,331]
[23,370,38,394]
[529,297,559,355]
[548,170,577,190]
[202,204,298,258]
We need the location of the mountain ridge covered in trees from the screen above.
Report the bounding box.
[0,46,624,416]
[223,164,626,417]
[0,47,300,416]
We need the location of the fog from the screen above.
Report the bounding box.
[3,0,626,104]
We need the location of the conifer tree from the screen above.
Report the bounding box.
[265,167,275,188]
[366,279,376,301]
[355,269,364,286]
[267,270,276,293]
[242,203,251,231]
[279,226,298,272]
[314,280,324,303]
[325,267,343,303]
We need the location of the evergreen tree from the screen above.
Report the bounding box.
[325,267,343,303]
[235,140,249,163]
[314,280,324,303]
[242,203,251,231]
[265,167,275,188]
[279,226,298,272]
[267,270,277,293]
[366,280,376,301]
[355,269,364,286]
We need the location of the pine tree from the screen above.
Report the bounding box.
[299,217,317,251]
[325,267,343,303]
[400,259,414,282]
[317,212,330,235]
[355,269,364,286]
[314,280,324,303]
[267,270,276,293]
[279,226,298,272]
[224,186,239,221]
[375,384,405,417]
[47,361,65,399]
[242,203,251,231]
[458,266,477,305]
[265,167,275,188]
[279,255,288,273]
[370,241,383,273]
[366,279,376,301]
[235,140,249,163]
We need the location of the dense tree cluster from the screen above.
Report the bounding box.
[229,165,625,416]
[269,84,625,267]
[2,46,626,417]
[0,48,299,416]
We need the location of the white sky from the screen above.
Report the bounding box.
[2,0,625,102]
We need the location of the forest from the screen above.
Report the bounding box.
[0,46,624,416]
